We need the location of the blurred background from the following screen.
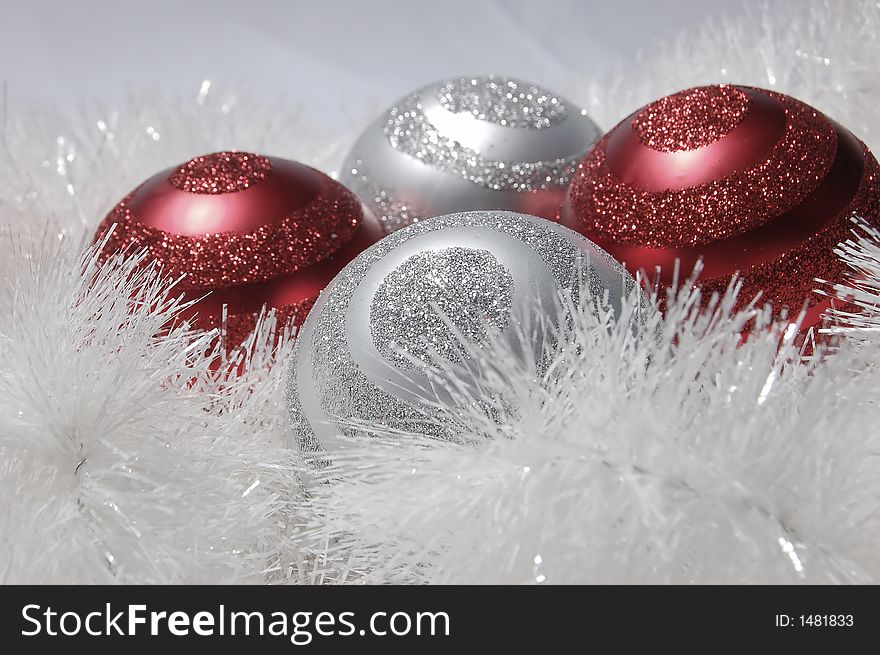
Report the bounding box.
[1,0,741,129]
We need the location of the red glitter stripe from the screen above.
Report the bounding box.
[607,88,787,192]
[568,88,838,247]
[578,122,865,281]
[95,180,363,290]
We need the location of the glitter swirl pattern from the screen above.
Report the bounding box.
[696,153,880,314]
[96,154,378,351]
[568,88,837,247]
[370,247,514,370]
[96,183,361,291]
[437,76,566,129]
[562,84,880,323]
[340,76,599,234]
[288,211,637,452]
[633,85,751,151]
[384,93,583,194]
[169,151,272,194]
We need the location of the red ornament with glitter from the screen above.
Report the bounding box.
[95,152,384,346]
[559,84,880,328]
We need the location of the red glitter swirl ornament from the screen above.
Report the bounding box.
[559,85,880,328]
[95,151,383,346]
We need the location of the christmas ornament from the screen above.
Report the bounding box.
[559,84,880,327]
[95,151,384,346]
[287,210,639,455]
[340,75,601,233]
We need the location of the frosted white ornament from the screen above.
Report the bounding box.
[287,211,639,455]
[339,75,601,233]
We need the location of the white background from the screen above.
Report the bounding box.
[0,0,741,129]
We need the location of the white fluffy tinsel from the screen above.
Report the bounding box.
[2,0,880,584]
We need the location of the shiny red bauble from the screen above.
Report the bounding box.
[560,84,880,328]
[95,151,383,346]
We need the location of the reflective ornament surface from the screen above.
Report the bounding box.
[340,75,601,233]
[287,210,639,455]
[95,151,383,346]
[559,84,880,328]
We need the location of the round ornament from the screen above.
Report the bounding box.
[340,75,601,233]
[95,151,384,346]
[559,84,880,327]
[287,210,640,455]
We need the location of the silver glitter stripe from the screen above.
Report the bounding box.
[288,211,632,452]
[383,92,585,192]
[370,247,514,370]
[436,76,567,129]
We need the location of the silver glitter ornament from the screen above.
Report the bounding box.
[339,75,601,233]
[287,211,639,455]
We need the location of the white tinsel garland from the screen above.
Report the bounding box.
[302,268,880,584]
[0,239,312,583]
[2,0,880,584]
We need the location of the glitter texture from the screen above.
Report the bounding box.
[340,76,600,233]
[633,85,751,151]
[567,87,837,247]
[562,84,880,324]
[437,76,567,129]
[97,186,361,290]
[384,91,582,193]
[698,153,880,316]
[169,151,272,194]
[96,154,379,349]
[288,211,636,452]
[370,247,514,370]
